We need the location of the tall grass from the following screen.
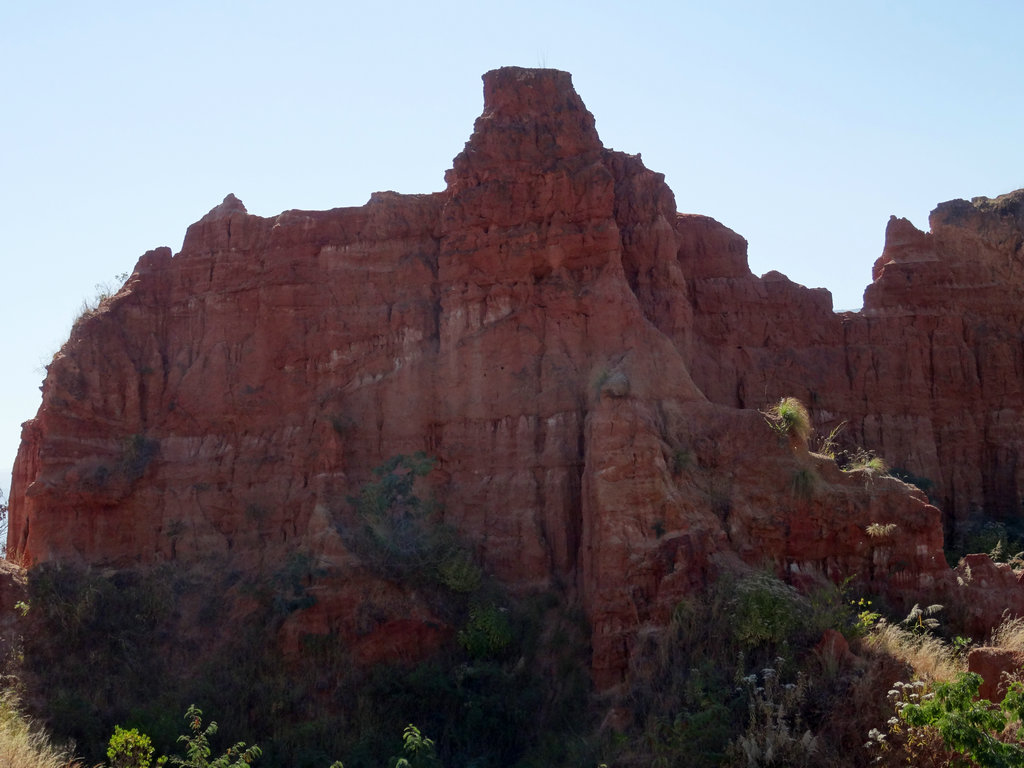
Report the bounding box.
[763,397,812,443]
[990,615,1024,652]
[863,620,962,682]
[0,692,80,768]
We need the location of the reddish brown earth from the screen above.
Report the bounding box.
[968,644,1024,702]
[7,67,1024,689]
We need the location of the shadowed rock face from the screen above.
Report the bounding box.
[8,67,1024,688]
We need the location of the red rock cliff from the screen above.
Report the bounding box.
[682,189,1024,542]
[8,67,1023,687]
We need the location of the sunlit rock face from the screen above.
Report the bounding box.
[9,67,1024,687]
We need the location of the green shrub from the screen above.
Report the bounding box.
[627,575,812,768]
[802,577,876,641]
[960,519,1024,563]
[869,674,1024,767]
[391,725,441,768]
[850,597,882,637]
[168,706,261,768]
[671,448,692,475]
[458,604,512,659]
[108,725,163,768]
[436,554,482,594]
[341,452,465,583]
[731,573,805,650]
[648,697,736,768]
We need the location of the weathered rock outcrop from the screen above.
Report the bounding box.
[682,191,1024,541]
[8,67,1024,688]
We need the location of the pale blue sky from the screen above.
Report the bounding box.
[2,0,1022,497]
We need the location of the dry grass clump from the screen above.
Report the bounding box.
[811,420,846,460]
[844,448,888,476]
[863,620,963,683]
[990,615,1024,652]
[762,397,812,443]
[853,622,972,767]
[0,692,80,768]
[865,522,898,539]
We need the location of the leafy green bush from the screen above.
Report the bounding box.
[731,573,806,649]
[269,552,322,615]
[22,561,318,766]
[962,519,1024,563]
[342,452,466,584]
[627,578,775,768]
[168,706,261,768]
[390,725,441,768]
[457,604,512,659]
[108,725,163,768]
[869,674,1024,767]
[435,553,482,594]
[341,590,594,768]
[849,597,882,637]
[624,571,881,767]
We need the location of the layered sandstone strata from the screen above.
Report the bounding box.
[9,67,1023,686]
